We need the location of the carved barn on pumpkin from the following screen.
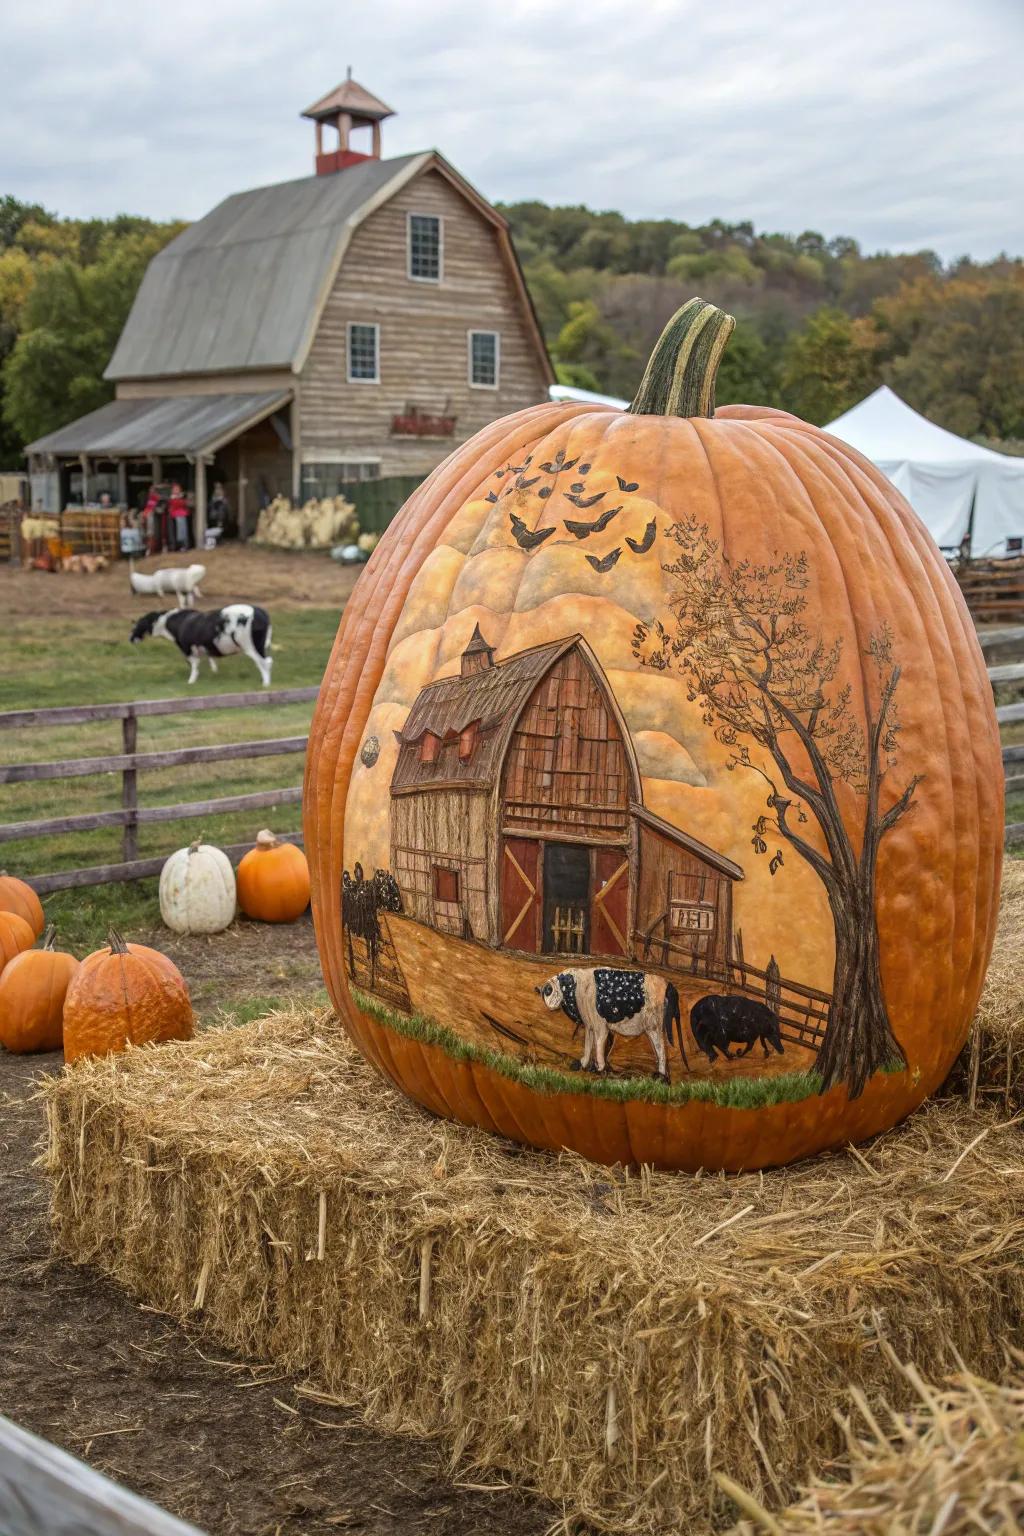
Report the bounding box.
[389,628,743,964]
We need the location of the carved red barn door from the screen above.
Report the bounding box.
[591,848,630,957]
[501,837,541,952]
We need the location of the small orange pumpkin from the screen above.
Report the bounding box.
[62,929,193,1064]
[236,830,310,923]
[0,911,35,973]
[0,872,45,940]
[0,927,79,1053]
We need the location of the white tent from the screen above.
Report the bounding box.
[549,383,628,409]
[824,386,1024,557]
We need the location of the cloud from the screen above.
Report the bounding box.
[1,0,1020,259]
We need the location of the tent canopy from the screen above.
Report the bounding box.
[824,386,1024,557]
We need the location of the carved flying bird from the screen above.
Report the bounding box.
[509,512,557,550]
[563,505,622,538]
[563,490,605,509]
[617,475,640,492]
[586,547,622,573]
[539,454,579,474]
[626,519,657,554]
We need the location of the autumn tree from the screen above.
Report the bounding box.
[632,516,922,1097]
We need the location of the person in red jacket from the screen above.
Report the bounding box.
[168,483,191,550]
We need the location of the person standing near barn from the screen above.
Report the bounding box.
[168,482,191,550]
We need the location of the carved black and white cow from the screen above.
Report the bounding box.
[537,967,687,1081]
[689,994,784,1062]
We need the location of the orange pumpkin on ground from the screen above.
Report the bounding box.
[0,911,35,974]
[62,930,193,1064]
[0,872,45,940]
[0,927,79,1052]
[304,297,1003,1171]
[236,831,311,923]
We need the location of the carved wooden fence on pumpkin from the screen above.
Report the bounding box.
[0,687,317,892]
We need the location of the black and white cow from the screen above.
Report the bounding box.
[130,605,272,687]
[537,968,686,1081]
[689,994,783,1063]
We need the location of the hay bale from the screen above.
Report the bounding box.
[949,860,1024,1110]
[725,1368,1024,1532]
[41,1009,1024,1534]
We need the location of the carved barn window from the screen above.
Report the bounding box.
[433,866,460,903]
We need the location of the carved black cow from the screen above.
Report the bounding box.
[689,994,784,1062]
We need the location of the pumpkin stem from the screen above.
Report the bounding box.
[255,829,279,850]
[628,297,736,420]
[41,924,57,951]
[107,928,130,954]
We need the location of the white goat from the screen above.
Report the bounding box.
[129,562,206,608]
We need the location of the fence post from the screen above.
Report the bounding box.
[122,708,138,862]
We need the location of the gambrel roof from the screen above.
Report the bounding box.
[104,151,553,385]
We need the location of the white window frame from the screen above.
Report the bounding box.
[347,321,380,384]
[468,329,501,390]
[407,212,444,283]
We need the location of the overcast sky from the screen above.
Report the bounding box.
[2,0,1021,260]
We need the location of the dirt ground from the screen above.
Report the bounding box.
[0,543,363,621]
[0,919,553,1536]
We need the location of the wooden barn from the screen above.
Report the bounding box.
[24,74,553,537]
[389,628,744,967]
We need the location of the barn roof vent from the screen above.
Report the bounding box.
[302,69,396,175]
[461,624,496,677]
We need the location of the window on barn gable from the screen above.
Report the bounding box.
[433,866,460,903]
[408,214,442,281]
[347,322,379,383]
[468,330,500,389]
[419,731,441,764]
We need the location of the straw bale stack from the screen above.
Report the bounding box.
[42,989,1024,1533]
[724,1367,1024,1533]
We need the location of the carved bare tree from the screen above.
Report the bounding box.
[632,515,922,1097]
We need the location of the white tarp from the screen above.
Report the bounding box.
[824,386,1024,557]
[549,383,629,409]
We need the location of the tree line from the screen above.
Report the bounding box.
[1,192,1021,468]
[502,202,1024,445]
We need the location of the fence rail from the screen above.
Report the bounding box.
[0,687,317,891]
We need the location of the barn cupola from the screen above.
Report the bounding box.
[302,70,396,176]
[460,624,496,678]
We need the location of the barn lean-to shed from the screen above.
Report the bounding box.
[389,627,743,967]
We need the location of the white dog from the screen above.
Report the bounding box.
[129,562,206,607]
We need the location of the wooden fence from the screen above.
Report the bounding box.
[0,1412,206,1536]
[0,687,318,893]
[957,558,1024,623]
[984,626,1024,846]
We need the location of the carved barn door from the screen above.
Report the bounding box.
[501,837,541,952]
[591,848,630,957]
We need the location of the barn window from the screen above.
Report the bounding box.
[408,214,442,281]
[419,731,440,764]
[347,322,379,383]
[468,330,500,389]
[433,866,460,903]
[458,723,478,761]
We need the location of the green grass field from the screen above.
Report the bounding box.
[1,606,342,940]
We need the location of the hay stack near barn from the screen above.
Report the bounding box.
[253,494,357,550]
[42,862,1024,1535]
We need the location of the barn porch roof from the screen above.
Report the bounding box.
[24,390,292,458]
[631,804,745,882]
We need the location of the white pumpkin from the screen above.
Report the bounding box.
[159,839,236,934]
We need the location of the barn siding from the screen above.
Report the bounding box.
[301,169,550,476]
[391,787,491,939]
[636,822,732,967]
[501,651,633,843]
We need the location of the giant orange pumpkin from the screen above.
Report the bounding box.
[0,927,79,1053]
[63,930,193,1063]
[304,298,1004,1171]
[0,872,45,940]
